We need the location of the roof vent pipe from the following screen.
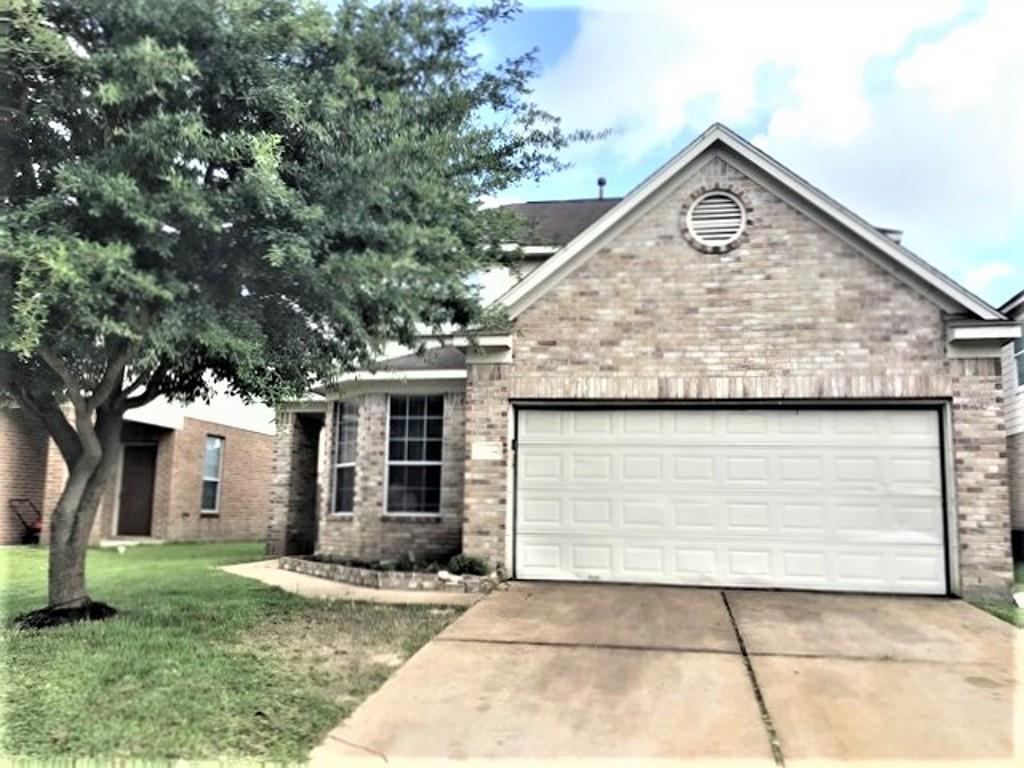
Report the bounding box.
[878,227,903,244]
[597,177,607,200]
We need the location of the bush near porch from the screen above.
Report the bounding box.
[0,542,461,761]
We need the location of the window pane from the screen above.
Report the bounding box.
[203,436,223,479]
[386,395,443,513]
[423,466,441,512]
[334,466,354,513]
[201,480,219,511]
[334,401,359,465]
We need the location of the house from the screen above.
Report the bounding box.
[1000,289,1024,557]
[267,123,1021,600]
[1,392,275,545]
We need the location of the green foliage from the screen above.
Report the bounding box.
[0,0,583,407]
[0,543,461,760]
[447,552,489,576]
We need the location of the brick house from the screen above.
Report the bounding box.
[1,393,275,545]
[999,290,1024,557]
[268,124,1021,600]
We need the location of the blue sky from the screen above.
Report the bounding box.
[473,0,1022,307]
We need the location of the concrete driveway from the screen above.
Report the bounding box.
[311,583,1021,765]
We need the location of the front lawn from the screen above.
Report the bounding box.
[0,542,461,761]
[972,560,1024,628]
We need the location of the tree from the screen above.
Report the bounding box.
[0,0,581,621]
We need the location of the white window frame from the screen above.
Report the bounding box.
[330,400,359,516]
[384,394,444,518]
[1014,338,1024,388]
[200,435,224,515]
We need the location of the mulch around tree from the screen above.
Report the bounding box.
[14,600,117,630]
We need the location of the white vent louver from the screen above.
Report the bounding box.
[686,191,746,247]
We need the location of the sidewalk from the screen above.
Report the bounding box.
[220,559,482,606]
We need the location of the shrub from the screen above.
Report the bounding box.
[447,554,489,576]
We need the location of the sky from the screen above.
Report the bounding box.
[472,0,1022,308]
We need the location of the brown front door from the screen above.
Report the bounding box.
[117,445,157,536]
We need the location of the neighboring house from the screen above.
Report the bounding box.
[268,123,1021,600]
[1000,290,1024,557]
[1,392,275,545]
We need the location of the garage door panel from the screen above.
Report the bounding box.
[515,407,947,595]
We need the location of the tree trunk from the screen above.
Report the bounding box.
[47,406,124,609]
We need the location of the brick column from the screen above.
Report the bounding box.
[265,411,294,555]
[951,359,1014,599]
[461,362,512,570]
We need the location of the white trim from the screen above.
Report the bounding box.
[999,291,1024,316]
[200,435,224,515]
[111,445,126,537]
[329,400,359,515]
[331,369,467,384]
[382,393,446,517]
[941,402,961,597]
[946,322,1021,341]
[500,244,561,256]
[497,123,1004,322]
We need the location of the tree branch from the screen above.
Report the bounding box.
[15,385,83,467]
[88,342,134,410]
[39,349,88,413]
[123,362,170,410]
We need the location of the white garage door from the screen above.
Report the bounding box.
[514,408,947,595]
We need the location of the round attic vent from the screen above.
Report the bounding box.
[686,191,746,248]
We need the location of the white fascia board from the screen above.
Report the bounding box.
[331,369,467,384]
[1000,290,1024,317]
[497,126,722,317]
[497,123,1004,322]
[500,244,561,255]
[946,321,1021,342]
[451,334,513,349]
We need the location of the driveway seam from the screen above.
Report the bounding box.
[435,635,740,656]
[721,591,786,767]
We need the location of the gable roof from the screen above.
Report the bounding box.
[497,123,1006,321]
[1000,289,1024,318]
[504,198,623,246]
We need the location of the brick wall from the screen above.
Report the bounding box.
[461,150,1013,598]
[162,417,273,541]
[0,408,49,544]
[462,365,511,568]
[316,389,465,564]
[267,410,324,556]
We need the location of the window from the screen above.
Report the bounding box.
[1015,338,1024,388]
[201,436,224,514]
[332,401,359,514]
[387,395,443,514]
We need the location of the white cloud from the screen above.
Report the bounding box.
[532,0,962,159]
[964,260,1017,296]
[520,0,1023,302]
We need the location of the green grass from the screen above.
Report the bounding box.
[0,542,461,761]
[972,560,1024,628]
